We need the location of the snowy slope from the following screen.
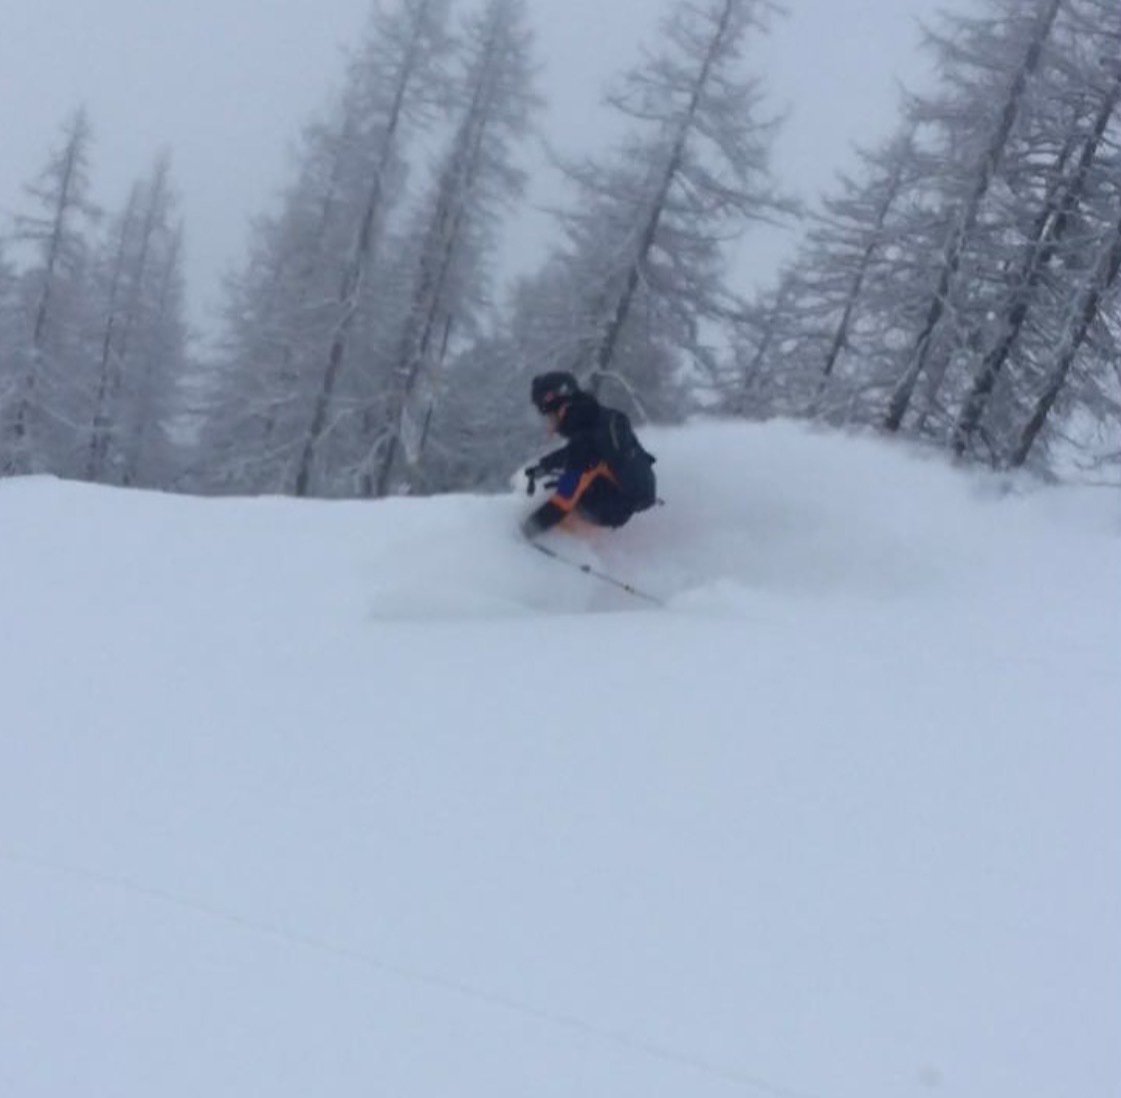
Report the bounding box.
[1,421,1118,1098]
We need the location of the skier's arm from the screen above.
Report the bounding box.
[520,466,590,539]
[534,444,570,475]
[521,434,601,538]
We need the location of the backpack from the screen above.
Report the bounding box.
[599,408,657,512]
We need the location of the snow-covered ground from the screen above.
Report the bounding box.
[2,420,1118,1098]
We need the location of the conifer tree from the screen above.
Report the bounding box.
[516,0,788,421]
[882,0,1064,434]
[952,0,1121,461]
[363,0,539,497]
[86,154,187,485]
[4,109,99,475]
[0,244,20,434]
[1009,203,1121,467]
[292,0,451,497]
[737,0,1121,473]
[210,113,365,490]
[207,0,452,496]
[742,123,930,422]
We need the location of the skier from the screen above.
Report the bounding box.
[521,371,656,540]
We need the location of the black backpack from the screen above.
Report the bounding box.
[598,408,657,512]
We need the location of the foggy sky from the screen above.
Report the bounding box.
[0,0,958,337]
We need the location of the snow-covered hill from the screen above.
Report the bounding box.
[2,421,1118,1098]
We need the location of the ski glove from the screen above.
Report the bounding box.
[524,465,557,496]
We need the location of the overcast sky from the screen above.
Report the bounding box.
[1,0,961,337]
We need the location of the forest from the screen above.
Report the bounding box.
[1,0,1118,496]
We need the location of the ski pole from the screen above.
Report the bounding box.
[529,541,664,606]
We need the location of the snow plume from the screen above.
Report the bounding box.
[1,420,1118,1098]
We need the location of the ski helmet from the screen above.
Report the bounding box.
[531,371,580,414]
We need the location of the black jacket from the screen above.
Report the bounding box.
[524,392,634,536]
[536,391,603,475]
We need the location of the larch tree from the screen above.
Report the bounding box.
[85,154,188,486]
[86,180,144,481]
[724,269,804,418]
[4,109,100,475]
[120,194,190,487]
[205,0,452,497]
[210,116,364,490]
[516,0,789,422]
[292,0,452,497]
[1009,200,1121,467]
[742,122,934,423]
[0,244,20,429]
[735,0,1121,474]
[951,0,1121,462]
[363,0,539,498]
[882,0,1064,434]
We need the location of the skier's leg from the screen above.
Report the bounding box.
[576,478,633,528]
